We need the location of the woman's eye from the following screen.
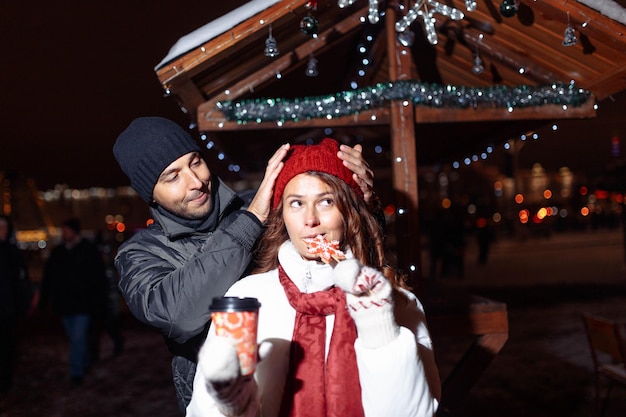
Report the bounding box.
[319,198,334,206]
[288,199,302,208]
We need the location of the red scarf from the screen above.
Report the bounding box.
[278,265,364,417]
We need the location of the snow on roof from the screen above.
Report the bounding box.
[155,0,281,70]
[576,0,626,25]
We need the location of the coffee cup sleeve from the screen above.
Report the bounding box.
[333,259,400,349]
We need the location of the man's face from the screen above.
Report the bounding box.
[152,152,213,220]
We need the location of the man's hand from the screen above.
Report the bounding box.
[246,143,290,223]
[337,143,374,206]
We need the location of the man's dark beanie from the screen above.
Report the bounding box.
[113,117,201,202]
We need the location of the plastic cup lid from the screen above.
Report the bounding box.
[210,296,261,312]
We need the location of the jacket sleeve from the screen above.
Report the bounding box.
[115,211,263,343]
[355,294,441,417]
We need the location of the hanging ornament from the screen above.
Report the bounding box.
[471,55,484,75]
[562,12,578,47]
[499,0,518,18]
[562,24,577,46]
[471,33,484,74]
[300,14,319,35]
[397,29,415,47]
[264,25,279,58]
[300,1,319,36]
[305,55,319,77]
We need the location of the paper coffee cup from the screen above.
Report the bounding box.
[210,297,261,376]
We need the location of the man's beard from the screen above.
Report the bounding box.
[169,194,212,220]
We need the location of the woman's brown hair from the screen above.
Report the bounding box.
[254,171,408,290]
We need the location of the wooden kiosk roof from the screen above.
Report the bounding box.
[155,1,626,123]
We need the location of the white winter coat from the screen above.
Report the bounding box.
[187,241,440,417]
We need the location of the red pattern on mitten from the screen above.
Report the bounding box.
[333,259,399,348]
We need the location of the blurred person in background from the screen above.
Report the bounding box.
[0,214,33,394]
[39,218,108,387]
[89,231,124,362]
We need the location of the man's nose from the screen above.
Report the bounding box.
[185,170,204,188]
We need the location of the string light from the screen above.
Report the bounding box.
[450,130,549,171]
[471,34,485,75]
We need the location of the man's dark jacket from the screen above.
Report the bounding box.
[114,178,263,411]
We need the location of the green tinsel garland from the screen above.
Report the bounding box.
[216,80,591,124]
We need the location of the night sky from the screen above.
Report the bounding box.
[1,1,247,190]
[2,1,625,192]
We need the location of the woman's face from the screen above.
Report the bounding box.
[282,173,344,260]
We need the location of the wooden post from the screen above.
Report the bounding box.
[385,2,422,288]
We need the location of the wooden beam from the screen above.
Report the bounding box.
[386,1,422,286]
[585,68,626,101]
[167,75,209,124]
[198,94,596,132]
[200,108,391,131]
[414,96,597,123]
[156,0,310,86]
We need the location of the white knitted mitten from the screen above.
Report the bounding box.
[196,336,257,416]
[333,259,400,349]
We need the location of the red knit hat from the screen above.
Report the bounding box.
[272,138,363,208]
